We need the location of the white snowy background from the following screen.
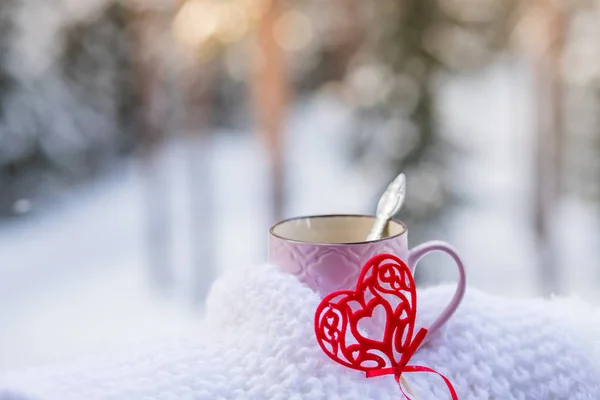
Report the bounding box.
[1,0,600,373]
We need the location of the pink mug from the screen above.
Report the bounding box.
[269,214,466,336]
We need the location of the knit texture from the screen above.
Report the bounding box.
[1,263,600,400]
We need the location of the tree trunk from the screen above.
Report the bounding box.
[131,9,173,293]
[532,0,566,296]
[252,0,289,224]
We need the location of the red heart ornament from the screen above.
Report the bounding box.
[314,253,458,400]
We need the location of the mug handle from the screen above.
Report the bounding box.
[408,240,466,338]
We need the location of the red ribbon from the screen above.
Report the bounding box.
[367,365,458,400]
[365,328,458,400]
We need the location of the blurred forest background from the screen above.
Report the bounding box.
[1,0,600,370]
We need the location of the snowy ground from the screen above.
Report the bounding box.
[1,60,599,372]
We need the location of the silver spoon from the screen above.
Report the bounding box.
[366,173,406,241]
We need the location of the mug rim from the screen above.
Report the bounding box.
[269,214,407,245]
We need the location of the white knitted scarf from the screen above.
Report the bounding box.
[1,263,600,399]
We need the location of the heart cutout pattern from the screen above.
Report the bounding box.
[314,253,419,372]
[313,253,458,400]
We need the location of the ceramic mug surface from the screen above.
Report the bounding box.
[268,214,466,336]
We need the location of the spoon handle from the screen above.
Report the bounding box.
[366,173,406,241]
[367,218,388,241]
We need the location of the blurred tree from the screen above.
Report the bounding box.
[347,0,519,238]
[529,0,566,295]
[0,0,14,113]
[0,0,28,217]
[560,2,600,207]
[0,1,137,218]
[60,2,138,164]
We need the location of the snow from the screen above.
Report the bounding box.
[1,60,599,372]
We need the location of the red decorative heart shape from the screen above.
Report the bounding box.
[313,253,459,399]
[314,253,420,374]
